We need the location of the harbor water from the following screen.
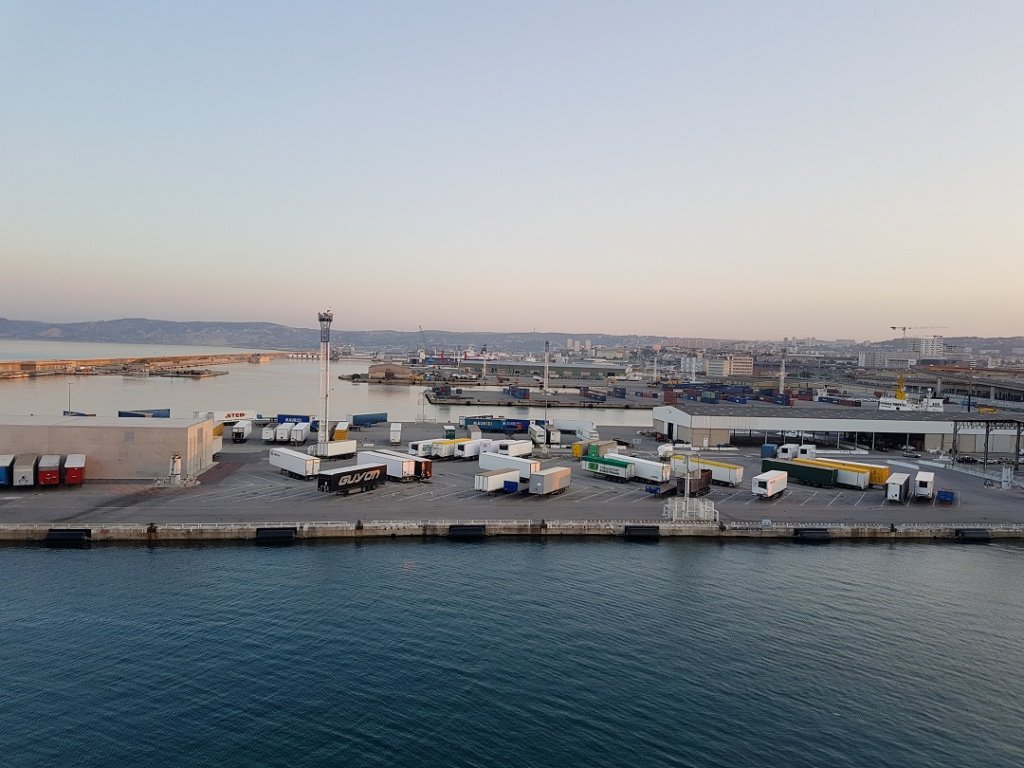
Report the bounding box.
[2,539,1022,767]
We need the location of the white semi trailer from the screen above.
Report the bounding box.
[269,447,321,479]
[478,452,540,481]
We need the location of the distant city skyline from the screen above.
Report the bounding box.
[2,2,1021,341]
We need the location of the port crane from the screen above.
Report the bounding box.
[890,325,947,338]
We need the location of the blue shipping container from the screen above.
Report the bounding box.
[0,456,14,486]
[349,412,388,426]
[503,419,530,433]
[277,413,312,425]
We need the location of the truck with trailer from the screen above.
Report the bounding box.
[671,457,744,487]
[581,456,636,483]
[529,467,571,496]
[752,470,788,500]
[389,423,402,445]
[793,458,869,490]
[231,420,253,443]
[306,440,357,459]
[0,454,16,487]
[914,471,935,501]
[269,447,321,480]
[289,422,311,445]
[358,450,417,482]
[886,473,911,503]
[478,452,541,481]
[317,463,388,495]
[13,454,39,487]
[604,453,671,483]
[761,458,836,488]
[474,468,521,494]
[62,454,87,485]
[37,455,63,486]
[372,449,433,479]
[495,440,533,458]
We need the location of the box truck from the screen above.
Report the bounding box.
[752,470,787,500]
[474,468,521,494]
[914,471,935,501]
[317,463,387,495]
[63,454,86,485]
[358,450,417,481]
[231,420,253,443]
[307,440,357,459]
[886,473,911,503]
[269,448,321,479]
[604,453,671,483]
[37,455,63,486]
[13,454,39,487]
[478,451,541,480]
[529,467,571,496]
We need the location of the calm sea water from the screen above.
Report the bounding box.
[0,341,650,426]
[2,540,1022,768]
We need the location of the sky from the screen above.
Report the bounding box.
[1,1,1022,341]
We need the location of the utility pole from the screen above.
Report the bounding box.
[318,310,333,451]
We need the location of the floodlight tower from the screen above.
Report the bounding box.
[318,310,333,450]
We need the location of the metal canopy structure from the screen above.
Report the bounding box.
[951,416,1024,470]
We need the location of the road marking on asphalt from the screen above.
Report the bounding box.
[800,492,818,507]
[854,492,867,506]
[828,494,842,506]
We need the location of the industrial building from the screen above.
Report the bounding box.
[457,359,628,379]
[0,415,216,481]
[652,404,1024,455]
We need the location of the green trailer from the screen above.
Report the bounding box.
[760,458,837,488]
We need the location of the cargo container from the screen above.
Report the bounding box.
[349,412,388,427]
[461,416,507,432]
[672,457,744,487]
[752,470,787,499]
[306,440,357,459]
[474,468,521,493]
[268,448,321,479]
[333,421,349,440]
[358,450,416,481]
[495,440,532,458]
[793,459,869,490]
[914,471,935,501]
[317,463,387,495]
[816,459,891,487]
[676,469,713,497]
[454,439,491,459]
[275,422,295,442]
[276,413,311,425]
[0,454,15,486]
[431,438,472,459]
[63,454,86,485]
[478,452,541,480]
[389,423,402,445]
[581,456,635,482]
[761,458,836,488]
[37,455,63,486]
[604,453,671,483]
[231,420,253,443]
[777,443,801,460]
[586,440,617,459]
[761,444,778,459]
[262,425,278,442]
[529,467,571,496]
[289,422,311,445]
[371,449,433,479]
[936,489,957,504]
[409,438,444,457]
[886,473,911,503]
[13,454,40,487]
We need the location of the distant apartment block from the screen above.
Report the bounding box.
[706,355,753,377]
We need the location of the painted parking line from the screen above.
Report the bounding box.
[800,492,818,507]
[827,494,843,506]
[572,491,613,504]
[854,492,867,506]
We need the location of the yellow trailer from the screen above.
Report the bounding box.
[797,458,890,487]
[572,439,599,458]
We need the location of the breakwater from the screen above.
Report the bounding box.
[0,352,289,380]
[2,519,1019,544]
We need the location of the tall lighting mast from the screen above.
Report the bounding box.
[318,310,333,451]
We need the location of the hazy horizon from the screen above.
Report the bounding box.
[3,2,1021,340]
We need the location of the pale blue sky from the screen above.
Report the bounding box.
[2,1,1021,340]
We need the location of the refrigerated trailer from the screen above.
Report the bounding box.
[268,448,321,479]
[358,450,417,481]
[231,420,253,443]
[914,471,935,501]
[431,438,471,459]
[478,452,540,480]
[409,439,444,457]
[37,455,63,486]
[604,453,671,483]
[495,440,532,458]
[371,449,433,479]
[454,439,492,459]
[275,422,295,442]
[262,425,278,442]
[317,463,387,495]
[389,423,402,445]
[289,422,311,445]
[671,457,744,487]
[307,440,357,459]
[13,454,39,487]
[886,473,911,503]
[752,470,787,500]
[63,454,86,485]
[474,468,521,494]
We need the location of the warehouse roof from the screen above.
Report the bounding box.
[0,415,209,428]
